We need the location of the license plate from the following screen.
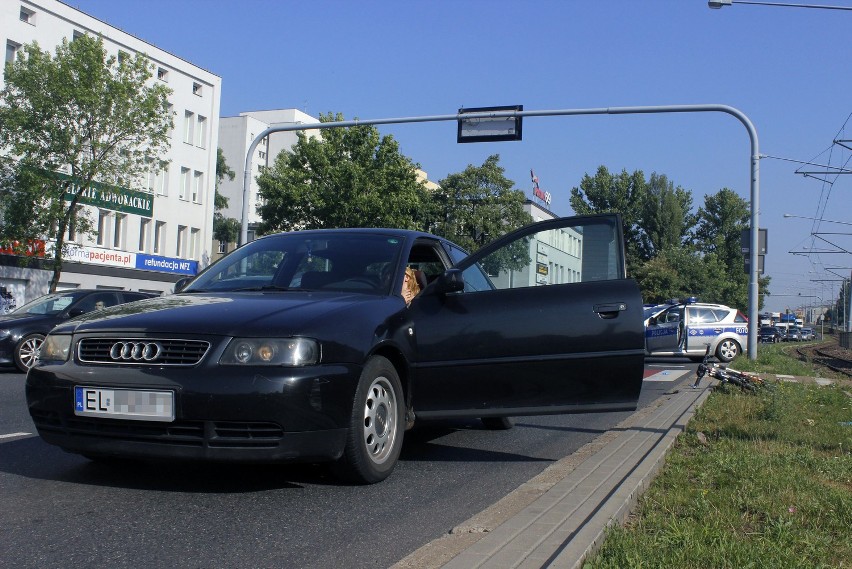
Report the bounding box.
[74,387,174,422]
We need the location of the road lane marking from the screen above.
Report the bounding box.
[643,369,691,382]
[0,432,33,440]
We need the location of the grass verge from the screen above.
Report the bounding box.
[584,351,852,568]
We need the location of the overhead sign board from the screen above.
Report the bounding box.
[457,105,523,143]
[741,228,767,255]
[744,254,765,275]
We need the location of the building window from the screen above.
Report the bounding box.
[72,30,84,41]
[117,50,129,64]
[192,171,203,203]
[153,221,166,254]
[180,167,190,200]
[157,67,168,82]
[176,225,187,258]
[183,110,194,144]
[218,240,226,254]
[190,228,200,259]
[113,214,126,248]
[156,164,169,196]
[166,104,174,138]
[196,115,207,148]
[20,7,35,24]
[139,218,150,252]
[145,161,156,193]
[192,82,202,96]
[96,210,109,246]
[6,41,20,65]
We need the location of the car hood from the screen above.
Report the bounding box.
[54,292,395,337]
[0,312,55,328]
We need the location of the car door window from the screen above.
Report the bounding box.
[80,292,121,313]
[459,216,623,293]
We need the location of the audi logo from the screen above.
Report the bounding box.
[109,341,163,361]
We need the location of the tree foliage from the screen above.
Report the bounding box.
[213,147,239,244]
[0,35,172,290]
[431,154,532,254]
[570,166,647,272]
[256,113,429,234]
[639,173,693,260]
[573,166,769,310]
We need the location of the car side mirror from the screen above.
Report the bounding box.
[648,316,657,326]
[67,307,86,318]
[433,269,464,295]
[174,277,192,293]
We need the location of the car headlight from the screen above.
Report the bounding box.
[219,338,319,366]
[40,334,72,363]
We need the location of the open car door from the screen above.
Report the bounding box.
[409,214,645,419]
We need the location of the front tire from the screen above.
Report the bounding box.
[716,339,740,363]
[15,333,45,372]
[333,356,404,484]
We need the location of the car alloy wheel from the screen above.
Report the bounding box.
[334,355,404,484]
[15,333,45,372]
[716,339,739,363]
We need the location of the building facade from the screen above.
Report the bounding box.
[1,0,221,304]
[215,109,320,258]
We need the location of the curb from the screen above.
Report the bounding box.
[437,385,713,569]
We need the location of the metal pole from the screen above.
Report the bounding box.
[239,104,760,358]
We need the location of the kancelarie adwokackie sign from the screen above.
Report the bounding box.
[54,172,154,217]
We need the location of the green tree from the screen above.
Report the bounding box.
[692,188,770,309]
[256,112,429,233]
[638,173,694,260]
[569,166,647,272]
[0,35,172,291]
[431,154,532,254]
[693,188,749,270]
[212,147,239,245]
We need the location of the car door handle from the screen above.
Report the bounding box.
[593,303,627,319]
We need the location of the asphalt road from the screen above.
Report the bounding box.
[0,360,693,569]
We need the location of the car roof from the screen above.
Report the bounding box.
[255,227,446,243]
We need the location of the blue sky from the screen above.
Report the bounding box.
[66,0,852,314]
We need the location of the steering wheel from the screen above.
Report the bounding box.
[343,277,377,288]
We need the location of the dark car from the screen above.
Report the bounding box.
[26,215,645,483]
[758,326,782,343]
[1,289,157,372]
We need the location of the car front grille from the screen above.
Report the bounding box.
[77,338,211,366]
[31,410,284,449]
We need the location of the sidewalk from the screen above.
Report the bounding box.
[393,380,713,569]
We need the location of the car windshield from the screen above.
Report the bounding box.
[185,232,405,295]
[11,291,87,316]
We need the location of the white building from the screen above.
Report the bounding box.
[215,109,444,261]
[1,0,221,303]
[489,199,583,289]
[216,109,320,256]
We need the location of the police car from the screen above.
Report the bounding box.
[644,298,748,362]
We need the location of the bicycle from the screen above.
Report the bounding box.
[692,346,764,392]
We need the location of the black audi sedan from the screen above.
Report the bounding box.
[1,289,157,372]
[26,215,645,483]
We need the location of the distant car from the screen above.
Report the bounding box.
[644,299,748,362]
[800,327,815,341]
[786,327,803,342]
[0,289,157,372]
[758,326,782,343]
[25,215,646,484]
